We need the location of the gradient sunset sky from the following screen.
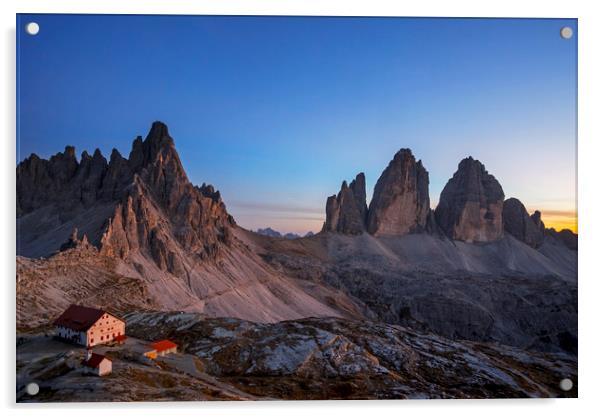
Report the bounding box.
[17,15,577,234]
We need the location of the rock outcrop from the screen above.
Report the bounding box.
[16,146,78,216]
[502,198,544,248]
[17,121,235,272]
[100,122,234,271]
[547,228,578,251]
[435,157,504,242]
[502,200,577,250]
[59,228,94,253]
[121,312,577,400]
[366,149,430,236]
[323,173,368,235]
[531,210,546,236]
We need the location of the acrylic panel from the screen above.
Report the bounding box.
[16,14,577,402]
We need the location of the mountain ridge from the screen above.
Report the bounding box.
[16,121,577,357]
[320,150,576,250]
[17,122,368,326]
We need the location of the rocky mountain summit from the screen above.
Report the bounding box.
[17,121,234,265]
[503,198,545,248]
[321,149,433,237]
[17,122,577,400]
[367,149,430,236]
[323,173,368,234]
[435,157,505,242]
[321,150,576,250]
[17,122,359,324]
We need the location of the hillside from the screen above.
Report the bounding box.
[16,122,577,352]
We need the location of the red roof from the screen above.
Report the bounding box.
[82,353,110,368]
[54,305,106,331]
[114,334,127,342]
[151,340,178,352]
[53,305,123,332]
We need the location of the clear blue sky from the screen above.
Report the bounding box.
[17,14,577,234]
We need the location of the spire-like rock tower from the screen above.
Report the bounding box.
[366,149,430,236]
[434,157,504,242]
[502,198,544,248]
[323,173,368,235]
[17,121,235,270]
[99,121,234,270]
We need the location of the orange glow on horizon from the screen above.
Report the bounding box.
[538,211,577,234]
[543,218,578,234]
[525,205,577,234]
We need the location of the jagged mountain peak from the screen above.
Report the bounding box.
[323,172,368,235]
[367,148,430,236]
[55,145,77,160]
[392,148,414,159]
[109,148,124,163]
[127,121,184,176]
[502,197,545,248]
[17,121,234,268]
[435,156,504,242]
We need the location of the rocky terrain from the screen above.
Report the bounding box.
[250,231,577,355]
[17,122,366,325]
[253,147,577,355]
[17,239,158,331]
[16,121,577,400]
[17,312,577,401]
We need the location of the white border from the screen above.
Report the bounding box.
[2,1,601,416]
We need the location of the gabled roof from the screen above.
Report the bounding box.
[82,353,110,368]
[151,340,178,352]
[53,305,107,331]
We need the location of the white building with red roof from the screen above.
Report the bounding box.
[82,351,112,376]
[54,304,125,347]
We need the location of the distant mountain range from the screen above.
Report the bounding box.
[255,227,315,239]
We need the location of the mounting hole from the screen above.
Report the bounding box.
[25,22,40,36]
[560,26,573,40]
[25,382,39,395]
[559,378,573,391]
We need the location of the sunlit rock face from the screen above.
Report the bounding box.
[435,157,504,243]
[366,149,430,236]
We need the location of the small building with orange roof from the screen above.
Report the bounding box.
[150,339,178,357]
